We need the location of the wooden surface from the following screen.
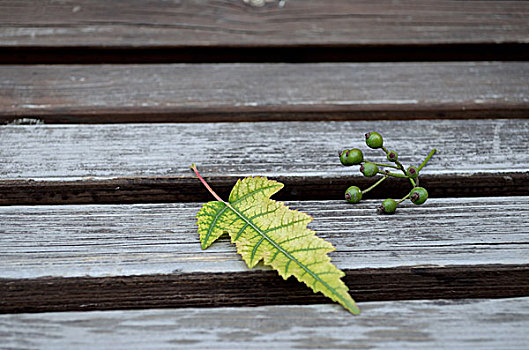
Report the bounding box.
[2,198,528,312]
[1,0,529,63]
[4,0,528,46]
[1,119,528,204]
[2,298,529,349]
[2,0,528,346]
[1,63,529,123]
[3,198,528,277]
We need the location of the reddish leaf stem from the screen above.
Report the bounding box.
[190,164,225,202]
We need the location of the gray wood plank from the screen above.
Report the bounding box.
[3,0,528,46]
[1,298,529,349]
[1,119,528,204]
[1,62,528,123]
[1,198,528,312]
[1,1,529,63]
[3,197,528,277]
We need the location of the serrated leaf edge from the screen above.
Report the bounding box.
[196,176,359,315]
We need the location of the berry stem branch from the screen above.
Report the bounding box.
[362,174,389,194]
[190,164,225,203]
[380,146,416,188]
[377,170,407,178]
[393,159,416,187]
[397,190,412,204]
[372,162,399,169]
[418,149,437,171]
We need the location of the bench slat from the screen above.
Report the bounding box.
[1,198,528,312]
[1,298,529,349]
[1,62,528,123]
[1,119,528,204]
[1,0,529,63]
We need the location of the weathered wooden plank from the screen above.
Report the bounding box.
[1,0,529,63]
[1,63,528,123]
[1,119,528,204]
[2,298,529,349]
[1,198,528,312]
[4,0,528,46]
[3,198,527,278]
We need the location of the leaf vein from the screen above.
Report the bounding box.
[250,237,265,263]
[225,202,353,311]
[231,184,280,205]
[234,223,249,241]
[203,204,228,247]
[264,218,310,234]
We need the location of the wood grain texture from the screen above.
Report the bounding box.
[2,298,529,349]
[4,0,528,46]
[3,197,528,278]
[1,62,528,123]
[1,0,529,63]
[1,119,528,204]
[1,198,528,312]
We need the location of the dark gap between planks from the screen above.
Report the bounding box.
[4,109,529,125]
[2,43,529,64]
[1,172,528,205]
[2,264,528,314]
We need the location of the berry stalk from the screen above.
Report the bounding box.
[418,149,438,171]
[397,190,412,204]
[377,170,408,178]
[372,162,399,169]
[392,157,416,188]
[362,174,389,194]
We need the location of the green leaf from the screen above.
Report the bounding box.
[192,166,359,315]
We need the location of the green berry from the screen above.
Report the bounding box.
[339,148,363,166]
[386,151,398,162]
[339,150,350,166]
[360,162,379,177]
[365,132,383,149]
[407,166,419,179]
[410,187,428,205]
[345,186,362,203]
[377,198,397,214]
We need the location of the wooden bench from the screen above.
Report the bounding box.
[1,1,529,348]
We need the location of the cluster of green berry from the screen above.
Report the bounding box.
[339,132,436,214]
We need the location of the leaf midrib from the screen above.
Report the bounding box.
[225,200,357,313]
